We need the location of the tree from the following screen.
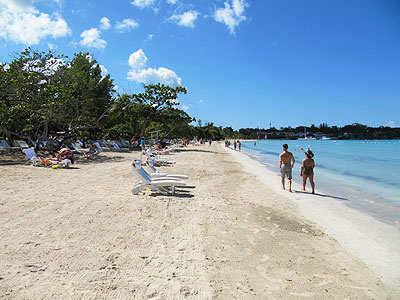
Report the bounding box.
[0,48,68,147]
[131,83,187,137]
[58,52,115,144]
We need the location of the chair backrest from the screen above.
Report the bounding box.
[71,143,82,151]
[23,148,37,160]
[132,160,153,182]
[0,140,11,148]
[17,140,30,148]
[145,149,155,158]
[146,160,158,173]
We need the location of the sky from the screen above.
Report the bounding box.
[0,0,399,130]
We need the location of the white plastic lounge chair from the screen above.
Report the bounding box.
[145,149,175,166]
[71,143,88,153]
[15,140,30,148]
[95,141,110,151]
[131,160,187,195]
[112,142,129,152]
[145,160,189,179]
[23,148,71,167]
[153,146,173,155]
[22,148,42,166]
[0,140,20,150]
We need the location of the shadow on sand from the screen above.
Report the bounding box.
[173,148,218,154]
[293,190,348,201]
[149,190,195,198]
[77,155,126,165]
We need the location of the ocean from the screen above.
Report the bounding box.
[241,139,400,227]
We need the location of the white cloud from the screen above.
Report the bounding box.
[131,0,155,9]
[47,42,56,50]
[80,28,106,49]
[182,105,190,111]
[198,99,203,104]
[144,33,154,42]
[0,0,36,12]
[388,121,396,128]
[167,0,178,4]
[0,4,71,45]
[128,48,148,70]
[214,0,248,34]
[115,18,139,32]
[99,17,111,30]
[169,11,199,28]
[127,49,182,86]
[99,64,108,77]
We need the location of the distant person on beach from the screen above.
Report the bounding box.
[300,149,315,194]
[254,141,256,146]
[57,148,74,164]
[238,140,241,151]
[234,140,237,150]
[279,144,295,192]
[140,137,145,150]
[131,136,136,147]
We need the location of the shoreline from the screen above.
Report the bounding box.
[224,144,400,291]
[241,141,400,228]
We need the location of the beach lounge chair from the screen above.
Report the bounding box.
[71,143,88,154]
[145,149,176,166]
[0,140,20,150]
[23,148,71,167]
[131,160,188,195]
[112,142,129,152]
[15,140,30,148]
[145,160,189,180]
[95,141,110,151]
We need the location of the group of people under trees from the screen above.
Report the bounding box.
[279,143,315,194]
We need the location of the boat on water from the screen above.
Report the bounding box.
[297,136,317,140]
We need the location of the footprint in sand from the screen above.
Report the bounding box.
[312,274,334,287]
[247,236,256,246]
[255,265,287,292]
[289,292,314,298]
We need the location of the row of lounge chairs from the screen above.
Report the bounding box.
[131,159,192,196]
[131,143,193,195]
[0,139,133,152]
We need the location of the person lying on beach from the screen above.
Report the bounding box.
[84,144,99,159]
[279,144,295,192]
[57,148,74,164]
[300,149,315,194]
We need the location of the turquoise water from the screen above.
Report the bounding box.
[241,139,400,226]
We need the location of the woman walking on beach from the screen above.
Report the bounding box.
[300,149,315,194]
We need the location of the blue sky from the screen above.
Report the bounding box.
[0,0,399,129]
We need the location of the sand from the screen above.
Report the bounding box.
[0,143,398,299]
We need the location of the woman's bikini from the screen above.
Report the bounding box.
[303,165,313,176]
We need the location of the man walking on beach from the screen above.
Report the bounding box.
[279,144,295,192]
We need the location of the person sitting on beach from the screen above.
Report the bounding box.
[57,148,74,164]
[84,144,99,159]
[130,136,137,147]
[279,144,295,192]
[154,142,163,151]
[300,149,315,194]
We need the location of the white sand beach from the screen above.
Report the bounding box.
[0,143,399,299]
